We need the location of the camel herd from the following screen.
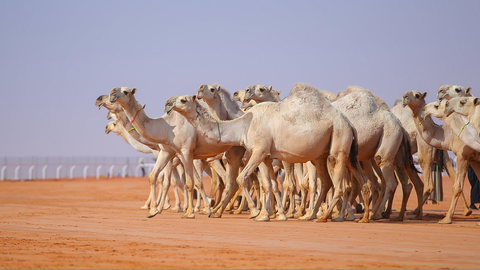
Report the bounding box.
[96,83,480,225]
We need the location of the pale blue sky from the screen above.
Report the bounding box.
[1,0,479,157]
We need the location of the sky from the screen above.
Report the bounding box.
[1,0,479,158]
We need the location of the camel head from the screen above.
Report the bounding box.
[444,96,480,117]
[244,85,275,103]
[437,85,472,101]
[109,87,137,105]
[164,95,197,115]
[105,121,117,134]
[197,84,220,101]
[402,91,427,109]
[232,90,246,102]
[106,111,117,120]
[422,100,445,119]
[95,94,124,113]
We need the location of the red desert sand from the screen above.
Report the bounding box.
[1,175,479,269]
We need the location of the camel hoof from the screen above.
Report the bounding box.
[254,210,270,222]
[345,215,356,222]
[464,209,473,216]
[298,214,315,221]
[209,211,222,218]
[357,218,370,223]
[275,214,288,221]
[438,218,452,224]
[389,216,404,222]
[248,208,260,219]
[163,203,171,210]
[233,209,243,215]
[371,212,383,220]
[314,217,328,223]
[194,208,200,213]
[147,209,159,218]
[182,212,195,219]
[408,208,419,215]
[285,212,294,219]
[140,205,150,210]
[331,217,344,222]
[293,211,305,219]
[269,213,276,219]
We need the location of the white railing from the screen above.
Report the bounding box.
[0,156,153,181]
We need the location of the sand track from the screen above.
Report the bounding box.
[1,176,479,269]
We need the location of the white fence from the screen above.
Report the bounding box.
[0,156,156,181]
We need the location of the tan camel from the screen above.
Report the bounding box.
[166,83,372,223]
[246,85,423,221]
[97,95,182,211]
[437,85,472,100]
[417,100,474,216]
[109,87,247,219]
[194,84,251,217]
[403,91,480,223]
[391,100,462,214]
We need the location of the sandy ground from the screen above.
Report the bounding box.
[1,175,479,269]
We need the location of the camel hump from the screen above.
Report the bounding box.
[284,83,328,105]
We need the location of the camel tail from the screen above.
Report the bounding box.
[348,130,361,171]
[402,130,421,174]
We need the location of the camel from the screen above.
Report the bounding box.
[109,87,247,219]
[166,83,372,223]
[97,95,186,211]
[437,85,472,100]
[245,85,423,221]
[391,100,461,214]
[403,91,480,223]
[105,121,157,155]
[194,84,253,217]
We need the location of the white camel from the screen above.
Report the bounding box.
[166,83,372,223]
[109,87,249,219]
[403,91,480,223]
[245,85,423,221]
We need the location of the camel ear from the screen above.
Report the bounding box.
[132,88,137,95]
[268,85,272,91]
[192,95,197,102]
[474,97,480,106]
[422,92,427,99]
[466,87,472,95]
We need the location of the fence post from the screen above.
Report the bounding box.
[122,165,128,178]
[56,165,63,179]
[109,165,115,178]
[96,165,102,179]
[1,166,6,181]
[70,165,76,179]
[83,165,89,180]
[42,165,48,179]
[14,165,21,180]
[28,165,35,180]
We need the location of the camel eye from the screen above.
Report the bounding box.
[259,88,265,92]
[123,91,129,95]
[233,92,238,96]
[460,99,466,105]
[180,98,187,104]
[455,88,461,93]
[415,94,420,98]
[210,88,215,93]
[434,104,439,109]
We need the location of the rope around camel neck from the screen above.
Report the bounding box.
[216,120,221,143]
[457,121,470,137]
[415,118,426,126]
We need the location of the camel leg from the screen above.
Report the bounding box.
[390,166,412,221]
[171,168,182,212]
[370,158,397,221]
[301,156,333,221]
[443,153,471,216]
[315,152,349,223]
[177,151,196,219]
[225,186,242,212]
[411,142,434,215]
[141,188,153,210]
[266,160,287,221]
[282,162,296,218]
[236,150,268,220]
[209,147,244,218]
[294,162,311,218]
[192,159,211,215]
[147,150,173,218]
[439,157,469,224]
[234,184,254,214]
